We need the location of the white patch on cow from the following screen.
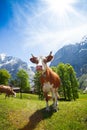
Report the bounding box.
[38,56,47,72]
[43,82,53,92]
[37,56,42,66]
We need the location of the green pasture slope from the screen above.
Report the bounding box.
[0,93,87,130]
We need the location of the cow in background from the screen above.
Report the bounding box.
[0,85,16,98]
[30,52,61,112]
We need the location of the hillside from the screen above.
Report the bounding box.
[78,74,87,90]
[50,36,87,76]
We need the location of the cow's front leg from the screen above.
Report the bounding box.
[52,90,58,112]
[44,92,50,111]
[53,96,58,112]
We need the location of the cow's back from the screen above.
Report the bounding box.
[0,85,12,93]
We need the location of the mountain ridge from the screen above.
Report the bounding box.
[0,53,35,79]
[50,36,87,76]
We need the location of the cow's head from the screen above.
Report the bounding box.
[30,51,53,72]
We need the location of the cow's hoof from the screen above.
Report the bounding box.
[46,107,50,112]
[53,107,58,112]
[54,109,57,112]
[54,109,58,112]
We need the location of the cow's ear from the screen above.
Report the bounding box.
[30,57,38,64]
[45,51,53,62]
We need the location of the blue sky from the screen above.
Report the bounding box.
[0,0,87,66]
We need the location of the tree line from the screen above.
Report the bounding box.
[0,63,79,101]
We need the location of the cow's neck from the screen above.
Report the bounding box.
[42,71,46,77]
[42,67,49,77]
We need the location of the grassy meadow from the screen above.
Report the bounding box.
[0,93,87,130]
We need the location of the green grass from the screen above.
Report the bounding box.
[0,93,87,130]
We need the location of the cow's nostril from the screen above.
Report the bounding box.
[36,65,42,71]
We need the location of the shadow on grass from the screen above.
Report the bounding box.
[19,105,55,130]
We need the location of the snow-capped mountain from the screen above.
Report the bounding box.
[50,36,87,76]
[0,54,35,80]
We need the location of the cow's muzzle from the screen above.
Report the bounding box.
[36,65,43,71]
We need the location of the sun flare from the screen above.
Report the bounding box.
[45,0,76,16]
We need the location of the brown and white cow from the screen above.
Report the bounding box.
[0,85,16,98]
[30,52,60,111]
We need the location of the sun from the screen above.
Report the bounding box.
[45,0,76,16]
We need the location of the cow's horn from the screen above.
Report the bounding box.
[31,54,34,57]
[49,51,52,55]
